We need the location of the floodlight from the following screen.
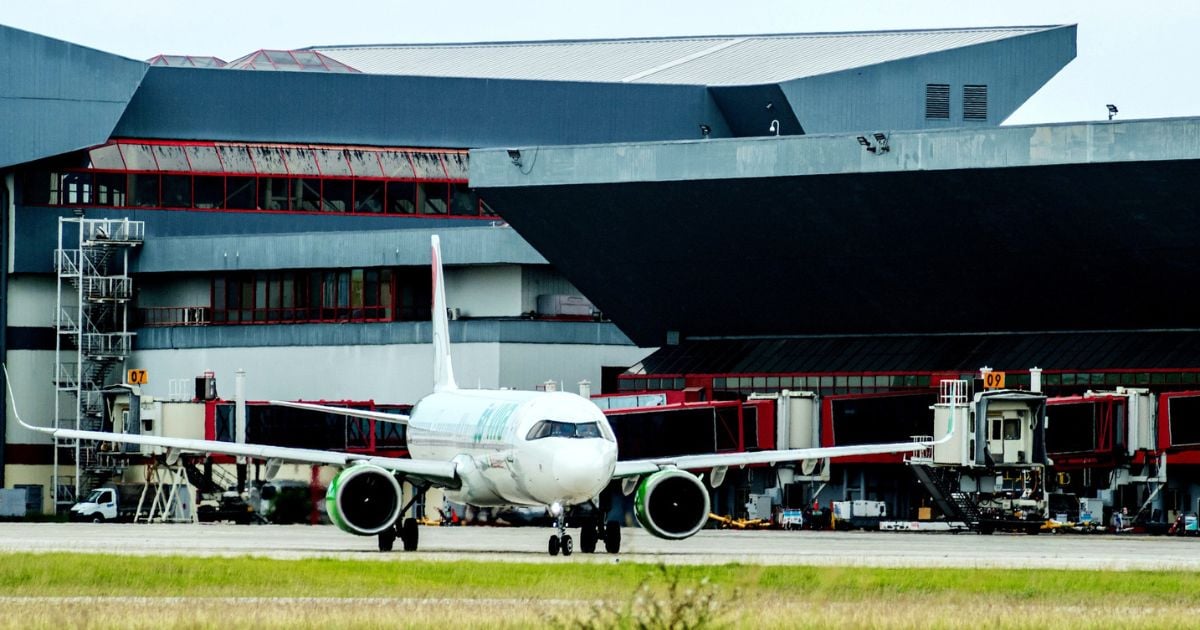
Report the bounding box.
[873,132,890,153]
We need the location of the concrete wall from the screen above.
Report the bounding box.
[4,349,57,445]
[782,25,1076,134]
[520,266,582,314]
[2,464,62,514]
[129,343,495,403]
[136,275,210,308]
[127,340,650,404]
[12,209,544,274]
[445,266,522,318]
[7,275,56,327]
[497,343,652,393]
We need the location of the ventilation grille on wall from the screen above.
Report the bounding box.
[925,84,950,120]
[963,85,988,121]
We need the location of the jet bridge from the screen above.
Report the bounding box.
[909,379,1049,532]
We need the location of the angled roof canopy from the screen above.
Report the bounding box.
[226,49,359,73]
[312,25,1067,85]
[148,54,227,68]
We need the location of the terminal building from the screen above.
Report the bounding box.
[4,22,1200,526]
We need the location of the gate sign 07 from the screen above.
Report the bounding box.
[126,369,148,385]
[983,371,1006,389]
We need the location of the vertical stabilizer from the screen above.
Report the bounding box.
[430,235,458,392]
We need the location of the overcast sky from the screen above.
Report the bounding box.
[4,0,1197,125]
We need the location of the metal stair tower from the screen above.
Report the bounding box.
[53,217,144,509]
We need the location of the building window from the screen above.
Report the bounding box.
[199,267,432,326]
[925,83,950,120]
[963,85,988,121]
[22,140,492,219]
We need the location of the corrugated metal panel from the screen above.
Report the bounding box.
[313,26,1059,86]
[639,332,1200,375]
[0,24,147,168]
[320,38,727,83]
[135,319,634,350]
[113,67,727,149]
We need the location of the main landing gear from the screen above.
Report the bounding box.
[580,520,621,554]
[379,485,425,552]
[377,517,419,552]
[547,502,622,557]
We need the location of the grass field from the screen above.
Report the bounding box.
[2,553,1200,628]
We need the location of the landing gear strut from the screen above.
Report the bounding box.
[548,503,573,557]
[379,483,425,553]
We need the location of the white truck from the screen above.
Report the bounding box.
[69,484,144,522]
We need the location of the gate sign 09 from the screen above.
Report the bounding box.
[983,371,1006,389]
[126,369,148,385]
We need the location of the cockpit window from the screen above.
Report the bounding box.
[526,420,608,441]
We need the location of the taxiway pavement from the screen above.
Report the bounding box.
[0,523,1196,570]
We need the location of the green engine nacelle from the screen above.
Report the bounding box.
[633,469,711,540]
[326,464,402,536]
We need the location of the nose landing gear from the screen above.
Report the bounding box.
[548,506,573,556]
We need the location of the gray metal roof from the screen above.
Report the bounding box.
[313,25,1067,86]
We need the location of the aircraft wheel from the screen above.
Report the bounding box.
[561,534,573,556]
[604,522,621,554]
[548,534,560,556]
[378,527,396,552]
[580,524,598,553]
[402,517,419,551]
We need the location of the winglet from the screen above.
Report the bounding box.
[3,364,52,435]
[431,235,458,392]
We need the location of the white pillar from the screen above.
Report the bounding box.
[235,369,247,464]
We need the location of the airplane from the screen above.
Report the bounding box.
[9,235,954,556]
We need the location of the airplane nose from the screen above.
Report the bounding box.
[553,445,610,500]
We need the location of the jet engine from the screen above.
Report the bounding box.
[326,464,403,536]
[633,469,711,540]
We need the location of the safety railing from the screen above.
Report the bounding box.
[940,379,968,404]
[83,218,144,244]
[138,306,212,327]
[905,435,935,464]
[81,276,134,302]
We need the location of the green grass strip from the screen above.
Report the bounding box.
[1,553,1199,604]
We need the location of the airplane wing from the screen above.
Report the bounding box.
[2,363,453,485]
[26,422,455,483]
[20,423,457,485]
[269,400,409,423]
[612,439,932,478]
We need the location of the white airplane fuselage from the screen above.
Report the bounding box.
[407,389,618,507]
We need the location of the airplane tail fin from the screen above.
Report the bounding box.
[430,235,458,392]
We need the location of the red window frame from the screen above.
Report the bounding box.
[23,139,491,218]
